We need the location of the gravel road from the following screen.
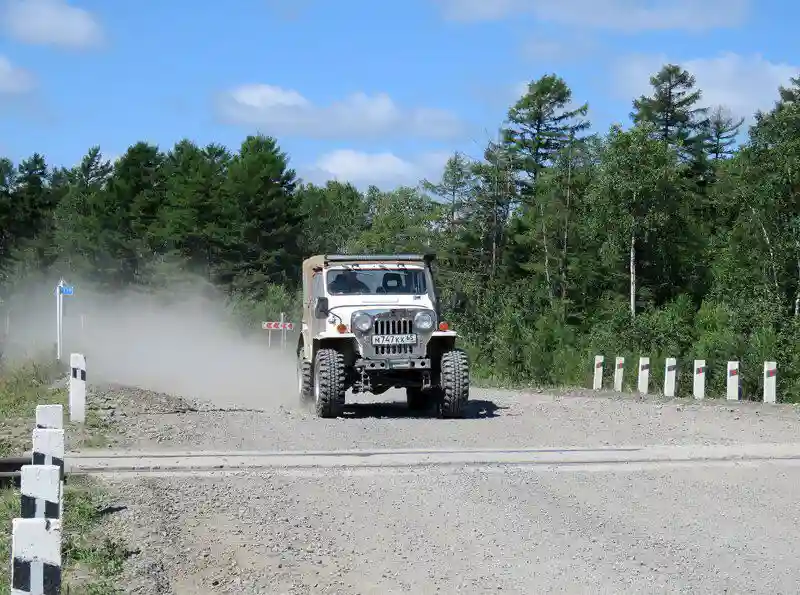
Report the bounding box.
[80,377,800,594]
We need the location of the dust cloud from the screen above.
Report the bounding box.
[0,274,299,410]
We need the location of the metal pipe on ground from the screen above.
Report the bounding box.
[0,456,28,474]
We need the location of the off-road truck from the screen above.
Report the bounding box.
[296,253,469,418]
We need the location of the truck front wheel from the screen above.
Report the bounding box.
[314,348,346,418]
[438,348,470,418]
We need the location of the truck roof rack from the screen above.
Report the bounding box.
[324,253,435,264]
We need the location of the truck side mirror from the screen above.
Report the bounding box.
[314,297,329,319]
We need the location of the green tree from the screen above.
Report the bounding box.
[705,106,744,161]
[587,123,685,318]
[156,140,237,281]
[296,180,367,255]
[501,75,590,300]
[223,134,303,298]
[631,64,709,156]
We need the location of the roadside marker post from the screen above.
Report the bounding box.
[613,357,624,392]
[637,357,650,395]
[763,361,777,404]
[693,360,705,400]
[726,361,739,400]
[592,355,603,390]
[664,357,677,397]
[69,353,86,423]
[11,518,62,595]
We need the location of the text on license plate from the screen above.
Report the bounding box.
[372,334,417,345]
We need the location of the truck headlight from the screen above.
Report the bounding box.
[352,312,372,332]
[414,310,434,331]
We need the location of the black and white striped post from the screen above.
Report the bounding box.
[31,429,64,480]
[20,465,61,520]
[11,518,62,595]
[69,353,86,423]
[31,428,65,519]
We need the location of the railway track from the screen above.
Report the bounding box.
[4,442,800,482]
[57,442,800,476]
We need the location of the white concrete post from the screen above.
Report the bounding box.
[613,357,624,391]
[20,465,61,520]
[592,355,604,390]
[693,360,706,400]
[32,429,64,480]
[69,353,86,423]
[664,357,677,397]
[726,361,739,401]
[34,405,63,430]
[32,428,64,521]
[637,357,650,395]
[54,282,62,362]
[11,518,62,594]
[763,361,777,404]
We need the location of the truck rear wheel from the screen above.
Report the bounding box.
[314,348,346,418]
[439,348,469,418]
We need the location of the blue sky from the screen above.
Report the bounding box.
[0,0,797,189]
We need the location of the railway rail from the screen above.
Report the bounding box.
[1,442,799,480]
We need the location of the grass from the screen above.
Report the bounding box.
[0,357,129,594]
[0,478,130,595]
[0,358,114,457]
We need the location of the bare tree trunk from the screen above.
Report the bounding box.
[629,196,637,320]
[795,239,800,316]
[629,231,636,319]
[540,201,552,302]
[749,206,779,294]
[561,146,572,299]
[491,203,497,280]
[560,152,572,320]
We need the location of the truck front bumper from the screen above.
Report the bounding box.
[355,358,431,371]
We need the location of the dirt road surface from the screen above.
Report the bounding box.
[76,379,800,595]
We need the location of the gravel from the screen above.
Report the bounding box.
[79,381,800,594]
[100,462,800,594]
[86,382,800,453]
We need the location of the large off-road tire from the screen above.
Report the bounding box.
[297,351,313,404]
[406,387,428,412]
[439,348,470,418]
[313,348,346,418]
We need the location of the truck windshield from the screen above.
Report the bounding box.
[326,268,427,295]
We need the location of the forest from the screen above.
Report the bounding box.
[1,64,799,402]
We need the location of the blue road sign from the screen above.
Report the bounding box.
[60,285,74,296]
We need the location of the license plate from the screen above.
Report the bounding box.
[372,334,417,345]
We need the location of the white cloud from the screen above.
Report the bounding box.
[434,0,749,31]
[217,84,463,140]
[522,34,597,63]
[2,0,103,48]
[303,149,452,188]
[0,55,34,94]
[614,52,799,120]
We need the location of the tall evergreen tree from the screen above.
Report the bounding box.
[223,134,303,298]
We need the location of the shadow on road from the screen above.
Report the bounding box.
[342,399,505,419]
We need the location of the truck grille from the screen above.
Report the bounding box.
[357,311,431,358]
[374,319,413,335]
[373,317,414,355]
